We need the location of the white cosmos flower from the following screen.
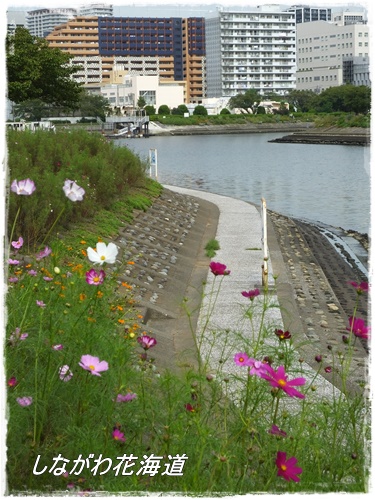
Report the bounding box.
[87,242,118,265]
[63,179,85,202]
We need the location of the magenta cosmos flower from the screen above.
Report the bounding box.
[347,317,370,339]
[241,288,260,300]
[234,352,251,366]
[275,451,302,482]
[86,269,106,286]
[209,261,231,276]
[79,354,109,376]
[11,178,36,195]
[112,428,126,442]
[63,179,85,202]
[8,377,18,387]
[11,236,24,249]
[348,281,369,294]
[16,396,33,407]
[269,425,287,437]
[260,365,306,399]
[87,242,118,265]
[137,335,157,350]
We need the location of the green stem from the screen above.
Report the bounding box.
[9,206,21,249]
[40,206,65,247]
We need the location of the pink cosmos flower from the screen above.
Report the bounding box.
[234,352,250,366]
[17,396,33,407]
[260,365,306,399]
[241,288,260,300]
[11,178,36,195]
[79,354,109,376]
[8,259,20,265]
[59,365,73,381]
[137,335,157,350]
[52,344,64,351]
[9,277,18,283]
[36,300,46,308]
[116,392,137,403]
[36,246,52,260]
[63,179,85,202]
[248,359,269,377]
[28,270,37,276]
[9,327,28,345]
[347,317,370,339]
[348,281,369,294]
[11,236,24,249]
[112,428,126,442]
[268,425,287,437]
[209,261,231,276]
[43,276,53,282]
[85,269,106,286]
[275,451,302,482]
[7,377,18,387]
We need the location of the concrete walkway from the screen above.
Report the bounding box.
[165,186,343,402]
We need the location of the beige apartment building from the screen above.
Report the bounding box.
[46,16,205,104]
[296,20,370,92]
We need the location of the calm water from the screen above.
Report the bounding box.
[117,132,371,234]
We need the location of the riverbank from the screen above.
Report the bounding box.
[146,121,370,145]
[117,186,368,393]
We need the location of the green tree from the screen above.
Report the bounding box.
[137,95,147,108]
[285,89,316,113]
[158,104,170,115]
[228,89,261,113]
[6,27,82,109]
[13,99,48,121]
[77,90,111,121]
[313,84,370,114]
[193,104,208,116]
[144,105,156,116]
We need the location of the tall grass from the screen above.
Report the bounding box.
[5,130,370,494]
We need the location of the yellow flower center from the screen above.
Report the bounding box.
[100,255,106,260]
[239,357,244,363]
[89,365,95,370]
[278,379,287,387]
[93,277,99,282]
[281,465,287,471]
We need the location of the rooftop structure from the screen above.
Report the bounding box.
[26,8,77,37]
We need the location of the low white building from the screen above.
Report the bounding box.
[99,74,185,112]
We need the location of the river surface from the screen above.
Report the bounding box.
[116,132,371,234]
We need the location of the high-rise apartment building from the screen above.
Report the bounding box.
[205,7,296,98]
[79,4,113,17]
[46,16,205,103]
[288,5,332,23]
[296,20,370,91]
[26,8,77,37]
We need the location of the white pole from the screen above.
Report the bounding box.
[261,197,268,288]
[149,149,157,178]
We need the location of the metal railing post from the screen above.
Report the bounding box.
[261,197,268,289]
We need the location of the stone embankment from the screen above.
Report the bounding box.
[148,122,370,145]
[268,126,370,146]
